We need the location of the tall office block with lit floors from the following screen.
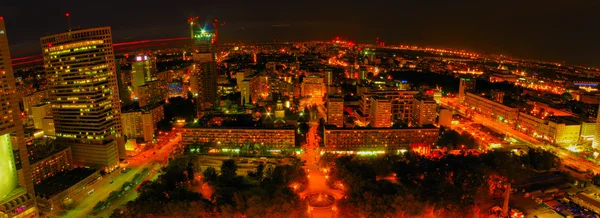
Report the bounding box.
[0,18,39,218]
[191,27,218,113]
[40,27,125,172]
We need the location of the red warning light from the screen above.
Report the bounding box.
[48,43,52,47]
[65,13,70,17]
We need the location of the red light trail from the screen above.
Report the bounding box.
[112,37,188,46]
[11,36,189,66]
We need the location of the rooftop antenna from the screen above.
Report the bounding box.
[66,12,71,32]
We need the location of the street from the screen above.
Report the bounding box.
[44,132,182,218]
[441,97,600,174]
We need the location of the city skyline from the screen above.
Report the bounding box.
[2,1,600,67]
[4,2,600,217]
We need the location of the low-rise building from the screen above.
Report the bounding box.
[547,116,581,146]
[182,114,295,151]
[323,126,438,155]
[464,92,519,126]
[34,168,101,212]
[28,142,73,184]
[571,193,600,215]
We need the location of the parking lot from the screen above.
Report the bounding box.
[196,155,301,176]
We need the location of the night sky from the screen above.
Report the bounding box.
[1,0,599,66]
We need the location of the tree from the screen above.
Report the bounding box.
[187,160,196,183]
[220,159,238,180]
[203,167,218,185]
[256,163,265,180]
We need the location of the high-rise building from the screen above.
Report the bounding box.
[41,27,125,171]
[131,54,156,96]
[191,28,218,113]
[137,80,168,107]
[327,95,344,128]
[369,96,392,128]
[0,18,39,218]
[458,77,476,103]
[360,90,419,121]
[411,96,437,127]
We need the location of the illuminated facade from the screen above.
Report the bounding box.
[438,108,453,127]
[121,104,164,142]
[41,118,55,137]
[301,75,324,97]
[547,116,581,146]
[131,54,156,96]
[28,146,72,185]
[41,27,125,171]
[323,127,438,152]
[182,128,295,149]
[22,90,48,119]
[516,112,581,146]
[0,18,39,218]
[327,95,344,128]
[137,80,168,107]
[191,28,218,112]
[411,96,437,127]
[31,104,51,130]
[458,77,476,103]
[464,92,519,126]
[240,78,251,105]
[369,96,392,128]
[359,90,419,121]
[249,74,269,103]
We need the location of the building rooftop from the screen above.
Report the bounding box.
[28,139,70,164]
[547,116,581,125]
[324,125,438,131]
[34,168,99,199]
[184,113,294,129]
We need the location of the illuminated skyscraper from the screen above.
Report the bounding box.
[369,96,392,128]
[191,27,218,114]
[131,54,156,96]
[411,96,437,127]
[0,18,39,218]
[40,27,125,172]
